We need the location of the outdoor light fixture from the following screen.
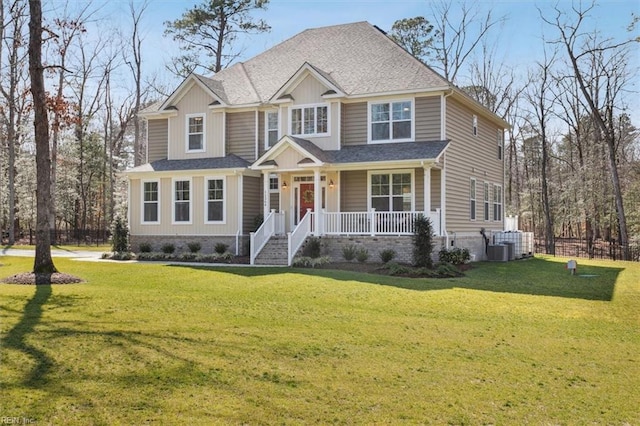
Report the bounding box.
[329,179,334,189]
[282,181,288,189]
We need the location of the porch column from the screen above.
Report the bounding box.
[314,168,321,235]
[440,162,447,236]
[263,172,270,219]
[423,165,432,215]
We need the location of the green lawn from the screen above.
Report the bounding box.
[1,255,638,424]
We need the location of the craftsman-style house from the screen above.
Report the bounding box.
[124,21,508,265]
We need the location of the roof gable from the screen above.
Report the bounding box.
[271,62,346,103]
[159,74,227,111]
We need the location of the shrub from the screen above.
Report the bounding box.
[302,237,322,258]
[196,254,217,263]
[214,252,234,262]
[252,214,264,232]
[111,216,129,254]
[379,248,396,263]
[387,261,410,276]
[214,242,229,254]
[188,242,202,253]
[342,244,358,261]
[413,214,434,268]
[180,253,197,261]
[161,243,175,254]
[355,247,369,263]
[436,262,463,277]
[438,247,471,265]
[292,256,330,268]
[139,242,152,253]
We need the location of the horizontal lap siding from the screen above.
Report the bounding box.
[445,98,504,233]
[147,119,168,162]
[341,102,367,146]
[243,176,262,233]
[415,96,441,141]
[340,170,367,211]
[226,111,256,162]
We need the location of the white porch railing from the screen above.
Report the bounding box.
[321,209,442,236]
[250,209,285,265]
[288,209,312,265]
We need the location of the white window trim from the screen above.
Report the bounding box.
[289,103,330,137]
[204,176,226,224]
[470,178,476,221]
[141,179,160,225]
[269,174,279,193]
[493,183,503,222]
[367,98,415,144]
[172,177,192,225]
[367,169,415,211]
[265,110,280,150]
[185,113,206,153]
[483,182,490,222]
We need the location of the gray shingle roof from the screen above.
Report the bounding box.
[125,155,250,173]
[148,21,450,110]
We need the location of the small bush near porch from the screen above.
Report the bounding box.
[1,256,637,424]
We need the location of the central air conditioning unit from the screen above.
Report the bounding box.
[487,244,508,261]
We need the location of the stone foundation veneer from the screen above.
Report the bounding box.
[130,235,250,256]
[313,234,489,264]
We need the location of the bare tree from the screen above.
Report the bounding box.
[542,2,638,256]
[127,0,148,167]
[28,0,56,273]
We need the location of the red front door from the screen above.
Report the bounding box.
[299,183,314,221]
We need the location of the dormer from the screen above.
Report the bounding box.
[269,63,345,151]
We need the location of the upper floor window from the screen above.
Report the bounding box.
[205,177,225,223]
[472,115,478,137]
[266,111,279,147]
[142,180,159,224]
[497,129,503,160]
[369,100,413,143]
[269,174,279,192]
[173,179,191,223]
[186,114,205,152]
[291,104,328,136]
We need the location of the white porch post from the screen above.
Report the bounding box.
[423,166,431,215]
[263,172,270,219]
[440,162,446,236]
[313,168,321,235]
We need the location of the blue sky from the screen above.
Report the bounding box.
[68,0,639,122]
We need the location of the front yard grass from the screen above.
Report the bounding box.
[1,255,638,424]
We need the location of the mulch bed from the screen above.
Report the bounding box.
[319,262,472,278]
[1,272,85,285]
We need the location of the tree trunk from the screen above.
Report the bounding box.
[28,0,57,273]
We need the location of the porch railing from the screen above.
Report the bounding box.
[288,209,312,265]
[321,209,441,236]
[250,209,285,265]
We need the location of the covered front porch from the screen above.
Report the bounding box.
[249,136,448,265]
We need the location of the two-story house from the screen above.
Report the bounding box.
[124,21,508,265]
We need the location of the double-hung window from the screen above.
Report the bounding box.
[497,129,504,160]
[186,114,205,152]
[142,180,159,223]
[290,104,328,136]
[205,178,225,223]
[470,179,477,220]
[266,111,279,148]
[173,179,191,223]
[483,182,490,221]
[370,171,413,211]
[493,184,503,221]
[472,115,478,137]
[370,100,413,142]
[269,174,279,192]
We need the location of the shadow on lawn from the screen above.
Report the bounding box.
[168,257,622,301]
[1,283,54,387]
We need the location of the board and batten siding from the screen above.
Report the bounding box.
[341,102,367,147]
[444,97,504,233]
[168,84,225,160]
[243,176,262,234]
[415,96,441,141]
[226,111,256,162]
[147,119,168,162]
[129,175,241,236]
